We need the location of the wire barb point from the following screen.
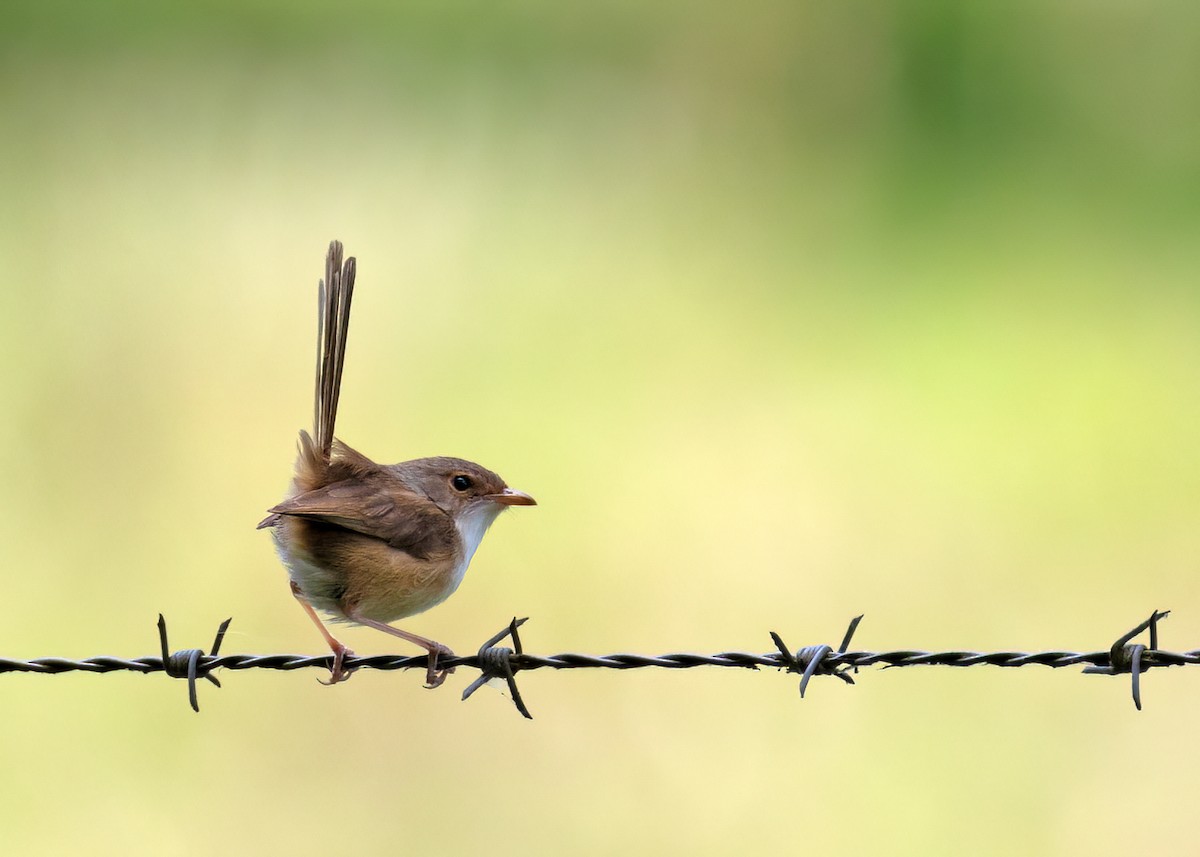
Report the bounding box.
[462,617,533,719]
[770,615,864,698]
[156,615,233,713]
[1081,609,1171,710]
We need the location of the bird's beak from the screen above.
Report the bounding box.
[488,488,537,506]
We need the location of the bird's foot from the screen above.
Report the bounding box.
[319,643,358,686]
[424,642,456,689]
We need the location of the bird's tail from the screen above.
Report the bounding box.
[313,239,356,462]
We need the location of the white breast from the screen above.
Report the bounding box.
[449,500,506,590]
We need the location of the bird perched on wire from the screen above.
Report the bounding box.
[258,241,535,687]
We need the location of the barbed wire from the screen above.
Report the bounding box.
[0,610,1191,718]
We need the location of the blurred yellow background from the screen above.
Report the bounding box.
[2,2,1198,854]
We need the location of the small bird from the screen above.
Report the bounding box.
[258,241,535,687]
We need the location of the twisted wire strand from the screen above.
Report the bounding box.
[1,610,1189,716]
[4,647,1199,676]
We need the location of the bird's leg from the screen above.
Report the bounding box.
[291,581,356,685]
[346,612,456,689]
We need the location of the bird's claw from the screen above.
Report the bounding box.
[423,643,456,689]
[319,645,358,685]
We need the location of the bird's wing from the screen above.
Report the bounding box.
[267,478,452,559]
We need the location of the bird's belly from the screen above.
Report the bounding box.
[273,514,466,623]
[351,553,465,623]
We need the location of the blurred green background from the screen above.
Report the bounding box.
[2,2,1198,854]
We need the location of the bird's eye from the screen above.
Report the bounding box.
[451,475,473,492]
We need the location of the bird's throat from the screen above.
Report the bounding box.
[453,500,505,578]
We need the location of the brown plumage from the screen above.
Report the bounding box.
[259,241,534,686]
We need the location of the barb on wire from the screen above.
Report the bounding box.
[1,610,1197,719]
[158,614,232,712]
[770,614,863,697]
[461,617,532,719]
[1081,609,1170,710]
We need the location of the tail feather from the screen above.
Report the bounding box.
[313,240,357,461]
